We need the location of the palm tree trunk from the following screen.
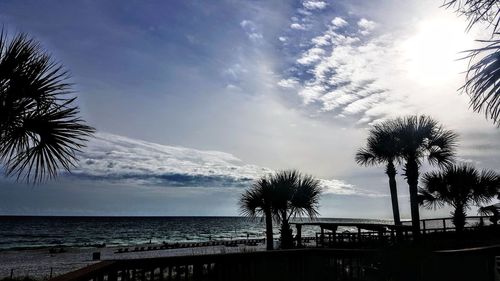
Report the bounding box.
[453,204,466,232]
[405,158,421,239]
[264,209,274,250]
[280,209,293,249]
[386,161,401,226]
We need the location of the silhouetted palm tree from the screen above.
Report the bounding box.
[419,164,499,231]
[240,170,322,250]
[0,30,94,183]
[478,203,500,225]
[392,116,458,237]
[240,176,275,250]
[443,0,500,125]
[356,121,402,226]
[270,170,322,249]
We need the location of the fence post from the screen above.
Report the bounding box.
[296,224,302,248]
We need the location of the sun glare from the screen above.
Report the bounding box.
[402,17,474,85]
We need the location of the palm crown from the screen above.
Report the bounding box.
[419,164,500,231]
[391,116,457,168]
[0,30,94,183]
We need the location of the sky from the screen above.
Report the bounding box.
[0,0,498,219]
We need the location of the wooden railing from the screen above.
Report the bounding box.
[401,215,496,233]
[312,216,499,248]
[50,248,385,281]
[50,246,500,281]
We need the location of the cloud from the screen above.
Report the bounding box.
[331,17,348,28]
[70,132,360,195]
[358,18,376,30]
[297,47,326,65]
[303,1,327,10]
[72,132,270,187]
[279,15,414,124]
[240,19,263,42]
[222,63,247,82]
[277,78,299,88]
[357,18,377,35]
[290,23,307,30]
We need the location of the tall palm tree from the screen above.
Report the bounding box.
[419,164,500,232]
[240,176,275,250]
[0,30,94,183]
[356,121,402,226]
[392,116,458,237]
[270,170,322,249]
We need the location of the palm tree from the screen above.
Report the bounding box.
[240,170,322,250]
[270,170,322,249]
[392,116,458,237]
[240,176,275,250]
[356,121,402,226]
[0,30,94,183]
[478,203,500,225]
[419,164,500,232]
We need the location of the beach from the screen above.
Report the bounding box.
[0,242,267,279]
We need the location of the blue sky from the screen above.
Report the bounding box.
[0,0,499,218]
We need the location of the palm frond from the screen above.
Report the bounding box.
[1,99,94,183]
[442,0,500,35]
[290,174,322,219]
[478,203,500,216]
[239,176,271,220]
[355,121,401,167]
[461,38,500,125]
[355,148,378,166]
[418,187,444,209]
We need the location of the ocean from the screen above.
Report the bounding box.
[0,216,391,250]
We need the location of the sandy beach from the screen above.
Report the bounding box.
[0,243,266,279]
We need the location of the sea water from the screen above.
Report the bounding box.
[0,216,390,250]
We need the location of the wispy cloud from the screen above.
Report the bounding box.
[71,132,359,195]
[72,132,270,187]
[280,14,407,125]
[240,19,263,42]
